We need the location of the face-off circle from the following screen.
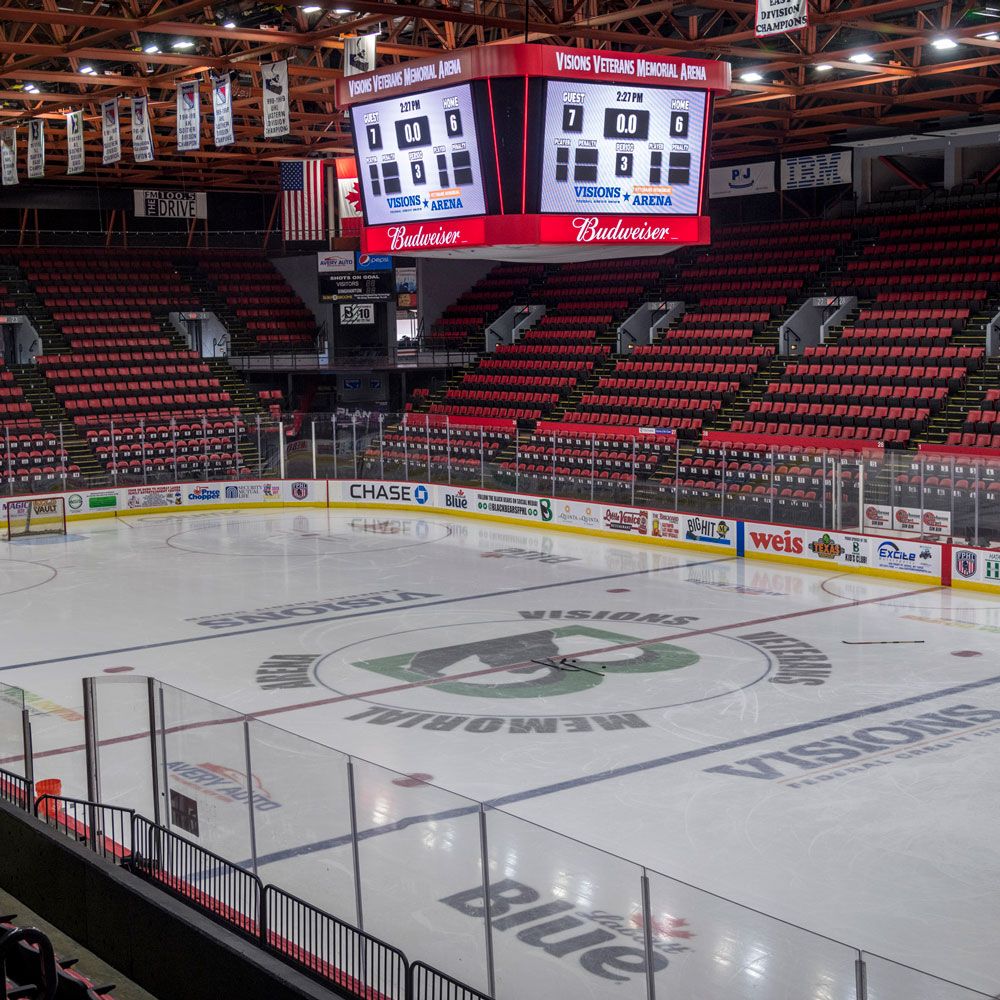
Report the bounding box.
[313,618,772,721]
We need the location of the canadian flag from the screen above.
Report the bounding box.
[335,156,362,236]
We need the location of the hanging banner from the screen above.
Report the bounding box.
[133,189,207,219]
[756,0,807,36]
[0,128,17,186]
[101,98,121,165]
[781,150,853,190]
[262,59,290,138]
[709,161,775,199]
[343,34,377,76]
[211,72,235,147]
[131,96,155,162]
[177,80,200,151]
[66,110,85,175]
[26,119,44,179]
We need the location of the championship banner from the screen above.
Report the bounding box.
[66,111,85,175]
[756,0,807,36]
[26,119,44,179]
[262,59,290,138]
[211,72,234,147]
[177,80,200,151]
[0,128,17,186]
[101,98,121,165]
[709,160,774,199]
[131,96,154,162]
[343,34,376,77]
[335,156,362,237]
[781,150,853,190]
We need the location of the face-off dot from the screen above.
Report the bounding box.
[392,773,434,787]
[607,588,630,593]
[103,666,134,673]
[951,650,982,658]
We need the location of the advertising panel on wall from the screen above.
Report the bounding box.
[863,504,952,538]
[952,546,1000,591]
[743,521,941,580]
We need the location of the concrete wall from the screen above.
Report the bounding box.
[417,258,495,334]
[269,254,328,332]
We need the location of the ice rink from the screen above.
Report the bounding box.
[2,507,999,998]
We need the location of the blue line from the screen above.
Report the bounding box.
[0,556,732,672]
[245,669,1000,869]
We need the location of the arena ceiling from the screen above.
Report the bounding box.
[0,0,998,189]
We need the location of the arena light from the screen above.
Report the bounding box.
[932,37,958,50]
[143,43,160,53]
[814,63,833,71]
[172,39,195,49]
[80,65,97,75]
[848,52,874,63]
[302,4,322,11]
[980,31,1000,39]
[24,83,39,93]
[740,71,763,82]
[333,6,353,12]
[223,19,237,28]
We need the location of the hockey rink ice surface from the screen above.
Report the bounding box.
[2,507,1000,999]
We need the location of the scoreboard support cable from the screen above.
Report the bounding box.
[335,44,730,261]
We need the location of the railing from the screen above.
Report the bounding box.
[409,962,493,1000]
[15,786,483,1000]
[0,926,57,1000]
[265,886,408,1000]
[34,795,133,861]
[0,765,31,812]
[131,815,262,937]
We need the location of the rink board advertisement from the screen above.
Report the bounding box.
[951,545,1000,593]
[743,521,941,582]
[0,479,963,588]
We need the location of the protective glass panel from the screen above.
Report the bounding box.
[156,683,253,865]
[351,758,489,993]
[245,719,357,923]
[484,808,648,1000]
[646,868,858,1000]
[25,682,88,802]
[0,682,25,778]
[864,952,992,1000]
[90,677,155,816]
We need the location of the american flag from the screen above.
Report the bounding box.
[280,159,326,241]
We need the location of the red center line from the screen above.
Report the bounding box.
[4,583,939,766]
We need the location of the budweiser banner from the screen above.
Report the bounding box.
[709,160,775,199]
[66,111,85,175]
[211,72,234,146]
[177,80,200,151]
[101,98,121,165]
[26,119,44,179]
[343,34,377,77]
[262,59,290,138]
[781,150,852,190]
[756,0,807,36]
[0,128,17,186]
[131,96,155,162]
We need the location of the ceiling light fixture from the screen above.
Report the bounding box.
[848,52,874,63]
[143,43,159,53]
[80,65,96,74]
[815,63,833,71]
[172,39,195,49]
[932,37,958,49]
[740,71,763,82]
[302,4,321,11]
[223,19,236,28]
[333,6,353,13]
[24,84,39,93]
[980,30,1000,39]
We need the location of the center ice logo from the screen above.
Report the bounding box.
[351,625,698,700]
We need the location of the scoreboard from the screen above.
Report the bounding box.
[351,83,488,226]
[539,80,708,217]
[335,45,730,260]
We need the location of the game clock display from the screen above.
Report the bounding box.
[350,82,488,226]
[539,79,708,216]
